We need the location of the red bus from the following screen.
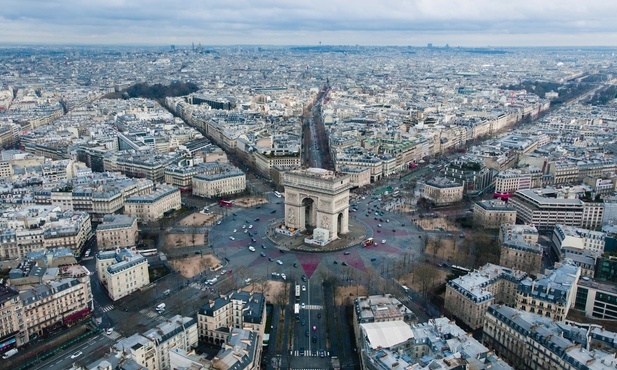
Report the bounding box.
[363,238,374,247]
[219,200,233,207]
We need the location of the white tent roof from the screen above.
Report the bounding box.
[360,321,414,349]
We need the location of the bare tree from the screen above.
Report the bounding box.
[414,264,440,300]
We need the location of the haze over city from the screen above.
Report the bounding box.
[2,0,617,47]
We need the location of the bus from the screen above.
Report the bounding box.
[295,285,301,301]
[219,200,233,207]
[451,265,471,275]
[363,238,374,247]
[294,303,300,320]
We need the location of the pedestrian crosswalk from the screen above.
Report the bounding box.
[101,304,114,313]
[291,350,329,357]
[106,331,121,340]
[303,304,323,310]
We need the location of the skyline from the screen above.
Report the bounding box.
[2,0,617,48]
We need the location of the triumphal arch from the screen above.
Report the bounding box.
[283,168,351,240]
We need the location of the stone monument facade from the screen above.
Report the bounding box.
[283,168,351,239]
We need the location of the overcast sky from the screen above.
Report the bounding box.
[2,0,617,47]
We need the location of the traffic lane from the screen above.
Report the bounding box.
[32,333,113,370]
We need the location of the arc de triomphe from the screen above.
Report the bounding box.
[282,168,351,239]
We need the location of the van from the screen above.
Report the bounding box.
[2,348,17,359]
[156,303,166,311]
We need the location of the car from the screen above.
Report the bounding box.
[378,224,382,227]
[381,239,386,244]
[305,329,309,336]
[312,347,317,355]
[301,303,306,309]
[281,273,287,280]
[279,249,285,253]
[319,349,326,358]
[268,257,273,262]
[276,259,283,265]
[312,325,317,331]
[248,225,253,229]
[271,272,280,277]
[251,237,256,242]
[270,210,276,213]
[301,275,308,282]
[370,257,376,261]
[342,262,348,266]
[248,232,252,237]
[261,244,266,249]
[248,246,255,252]
[301,319,306,326]
[333,260,338,264]
[71,351,83,359]
[293,263,298,267]
[300,347,305,356]
[242,225,246,229]
[254,218,260,221]
[229,236,235,240]
[228,270,233,274]
[312,336,317,343]
[256,206,261,209]
[220,270,227,275]
[302,285,306,291]
[386,219,390,223]
[244,229,248,233]
[106,328,114,335]
[344,251,350,255]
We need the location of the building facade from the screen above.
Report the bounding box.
[124,184,181,222]
[423,178,463,206]
[96,247,150,301]
[472,199,517,229]
[95,214,139,250]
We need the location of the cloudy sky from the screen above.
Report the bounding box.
[2,0,617,47]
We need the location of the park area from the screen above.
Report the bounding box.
[169,254,221,278]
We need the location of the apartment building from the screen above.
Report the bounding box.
[494,167,542,193]
[103,150,180,183]
[124,184,181,222]
[422,178,463,206]
[356,315,512,370]
[354,294,416,324]
[142,316,199,370]
[253,151,301,179]
[211,328,261,370]
[442,159,493,196]
[516,262,580,321]
[192,167,246,198]
[509,188,603,231]
[484,304,617,370]
[96,214,138,250]
[113,315,198,370]
[472,199,517,229]
[552,224,606,258]
[197,290,266,345]
[445,263,527,330]
[96,247,150,301]
[499,224,543,276]
[339,166,371,188]
[0,206,92,260]
[20,275,93,345]
[0,285,22,349]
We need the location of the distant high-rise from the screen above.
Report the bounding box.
[427,43,433,48]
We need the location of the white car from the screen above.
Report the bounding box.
[106,328,114,335]
[248,224,253,229]
[233,229,237,233]
[229,236,235,240]
[302,285,306,291]
[301,303,306,309]
[242,225,246,229]
[381,239,386,244]
[244,229,248,233]
[248,246,255,252]
[217,221,221,225]
[220,270,227,275]
[276,260,283,265]
[71,351,83,359]
[281,273,287,280]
